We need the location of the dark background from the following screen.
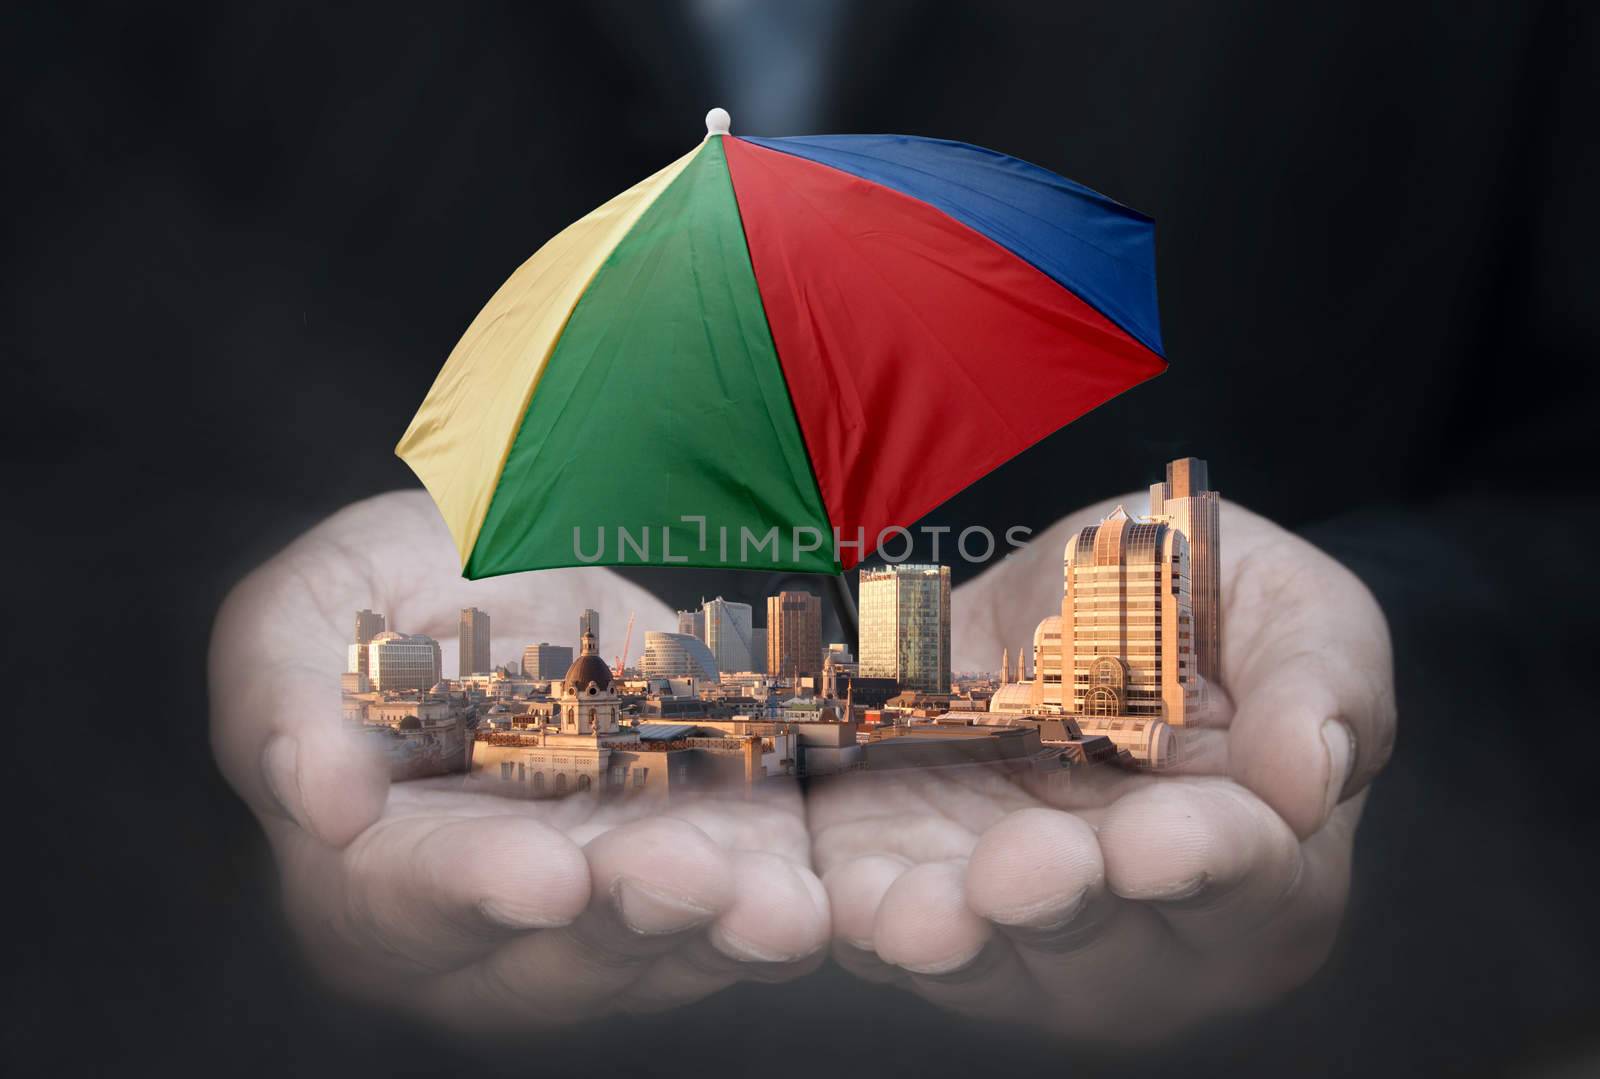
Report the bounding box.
[5,2,1598,1076]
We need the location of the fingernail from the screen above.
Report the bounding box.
[896,943,988,977]
[612,878,716,935]
[709,924,807,964]
[261,735,303,826]
[1321,720,1355,823]
[478,897,566,932]
[988,886,1091,930]
[1120,873,1208,903]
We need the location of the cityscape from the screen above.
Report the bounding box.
[339,458,1221,794]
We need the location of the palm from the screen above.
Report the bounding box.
[210,492,829,1028]
[805,499,1394,1040]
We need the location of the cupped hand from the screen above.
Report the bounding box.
[209,492,829,1030]
[806,499,1395,1041]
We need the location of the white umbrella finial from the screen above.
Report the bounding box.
[705,107,731,137]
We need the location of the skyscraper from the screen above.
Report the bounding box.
[702,596,754,674]
[368,632,442,692]
[350,609,386,681]
[1060,505,1198,725]
[676,608,705,641]
[858,564,951,694]
[578,608,600,650]
[521,642,574,680]
[459,607,490,676]
[1148,457,1221,684]
[749,627,766,674]
[767,590,822,682]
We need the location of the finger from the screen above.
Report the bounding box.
[1224,531,1396,837]
[1098,778,1302,947]
[584,817,737,936]
[428,819,741,1028]
[615,856,830,1012]
[823,854,913,950]
[284,813,591,979]
[861,858,1040,1022]
[707,850,830,964]
[872,860,992,975]
[1228,646,1392,838]
[964,808,1102,930]
[960,806,1188,1037]
[210,567,388,847]
[830,940,909,985]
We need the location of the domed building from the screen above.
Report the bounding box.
[471,627,625,797]
[638,630,719,684]
[469,623,794,799]
[559,628,620,736]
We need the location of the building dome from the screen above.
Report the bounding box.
[1069,507,1172,568]
[639,631,719,683]
[563,627,613,694]
[988,682,1035,714]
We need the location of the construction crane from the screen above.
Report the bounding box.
[614,611,636,676]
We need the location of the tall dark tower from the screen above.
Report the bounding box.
[352,609,386,681]
[578,608,600,651]
[459,607,491,676]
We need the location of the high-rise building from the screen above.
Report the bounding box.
[368,631,442,692]
[459,607,491,676]
[521,642,574,680]
[767,590,822,682]
[703,596,754,674]
[578,609,600,650]
[1148,457,1221,684]
[858,564,951,694]
[638,631,720,683]
[1060,505,1198,725]
[676,608,705,641]
[350,609,386,680]
[750,627,767,674]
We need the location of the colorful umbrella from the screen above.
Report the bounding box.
[398,108,1165,579]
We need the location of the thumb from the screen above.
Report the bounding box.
[209,561,388,847]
